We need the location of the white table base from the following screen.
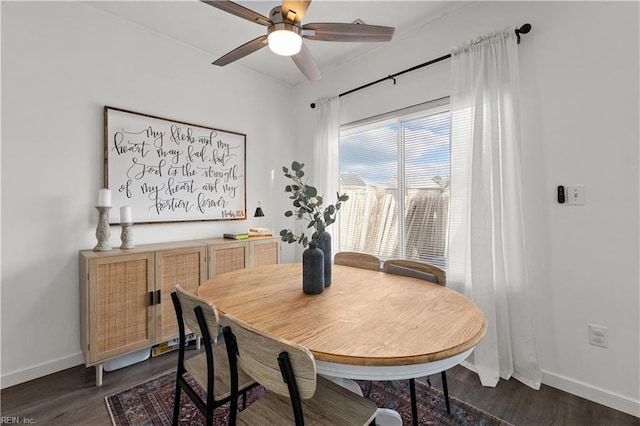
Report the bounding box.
[317,347,474,381]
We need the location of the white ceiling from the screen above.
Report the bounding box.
[85,1,471,86]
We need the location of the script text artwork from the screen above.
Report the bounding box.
[106,108,246,223]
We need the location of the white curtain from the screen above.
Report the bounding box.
[447,29,541,390]
[312,96,341,253]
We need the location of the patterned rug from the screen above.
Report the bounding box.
[106,371,512,426]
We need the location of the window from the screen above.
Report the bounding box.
[338,98,450,268]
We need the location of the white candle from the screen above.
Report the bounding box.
[98,188,111,207]
[120,206,133,223]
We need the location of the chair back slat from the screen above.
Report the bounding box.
[175,284,219,340]
[334,252,381,271]
[221,314,317,399]
[382,259,446,285]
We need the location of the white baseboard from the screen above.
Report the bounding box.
[542,370,640,418]
[0,352,84,389]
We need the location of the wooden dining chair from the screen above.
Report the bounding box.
[213,312,378,426]
[171,285,257,426]
[382,259,451,417]
[382,258,446,285]
[334,251,381,271]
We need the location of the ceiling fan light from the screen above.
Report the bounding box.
[268,25,302,56]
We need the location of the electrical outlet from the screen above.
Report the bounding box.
[567,185,585,205]
[588,324,608,348]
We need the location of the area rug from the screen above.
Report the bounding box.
[106,371,512,426]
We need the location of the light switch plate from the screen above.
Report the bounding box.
[567,185,585,205]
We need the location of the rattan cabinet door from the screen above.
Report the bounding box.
[155,246,207,342]
[88,253,155,364]
[249,238,281,267]
[209,240,249,278]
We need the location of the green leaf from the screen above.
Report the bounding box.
[281,161,350,248]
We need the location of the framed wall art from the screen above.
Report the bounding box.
[104,106,246,224]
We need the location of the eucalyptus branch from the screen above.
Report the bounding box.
[280,161,349,248]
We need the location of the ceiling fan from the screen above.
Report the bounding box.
[201,0,395,81]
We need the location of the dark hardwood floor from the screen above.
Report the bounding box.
[1,348,637,425]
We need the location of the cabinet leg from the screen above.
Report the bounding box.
[196,337,201,350]
[96,364,103,387]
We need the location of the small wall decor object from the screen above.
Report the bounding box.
[120,205,133,223]
[94,206,112,252]
[317,231,332,287]
[280,161,349,293]
[302,242,324,294]
[104,106,246,224]
[98,188,112,207]
[254,201,266,229]
[119,206,134,249]
[254,202,265,219]
[94,188,112,251]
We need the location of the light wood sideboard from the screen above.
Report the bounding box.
[79,236,280,385]
[201,236,281,278]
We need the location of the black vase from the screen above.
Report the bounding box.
[302,243,324,295]
[317,232,332,287]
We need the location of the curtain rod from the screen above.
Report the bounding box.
[310,23,532,109]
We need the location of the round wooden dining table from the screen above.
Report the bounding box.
[197,262,486,381]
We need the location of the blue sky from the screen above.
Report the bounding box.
[340,111,451,187]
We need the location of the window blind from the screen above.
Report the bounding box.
[339,98,451,267]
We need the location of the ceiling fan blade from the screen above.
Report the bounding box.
[201,0,271,26]
[302,22,395,42]
[213,35,268,66]
[291,43,321,81]
[281,0,311,23]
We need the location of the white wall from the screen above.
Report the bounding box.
[0,1,297,387]
[294,1,639,416]
[2,1,638,417]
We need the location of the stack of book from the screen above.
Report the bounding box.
[248,227,273,237]
[223,233,249,240]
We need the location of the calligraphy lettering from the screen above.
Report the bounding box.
[112,132,149,157]
[170,125,196,145]
[127,158,166,180]
[197,193,228,213]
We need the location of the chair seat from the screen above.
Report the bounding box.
[185,344,256,401]
[235,375,377,425]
